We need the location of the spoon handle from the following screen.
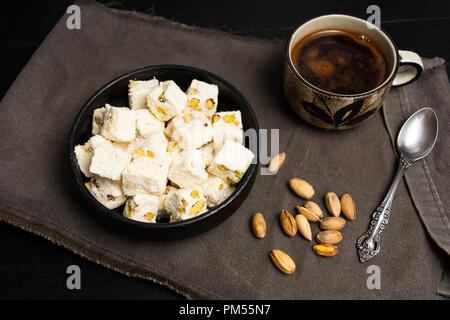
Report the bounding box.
[356,158,412,262]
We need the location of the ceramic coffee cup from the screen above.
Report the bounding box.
[284,14,423,130]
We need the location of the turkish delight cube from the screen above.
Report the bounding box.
[121,157,169,196]
[74,135,109,178]
[92,107,106,135]
[128,79,159,110]
[165,188,208,221]
[123,193,162,223]
[89,139,132,181]
[85,177,127,209]
[200,175,235,208]
[185,79,219,117]
[170,111,213,150]
[100,104,136,142]
[212,111,243,151]
[168,149,208,188]
[127,131,168,162]
[208,140,254,185]
[147,80,187,121]
[135,108,164,137]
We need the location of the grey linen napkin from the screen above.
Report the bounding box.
[0,0,448,299]
[383,58,450,297]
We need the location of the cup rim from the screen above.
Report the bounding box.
[286,14,400,98]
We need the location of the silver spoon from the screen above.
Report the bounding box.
[357,107,438,263]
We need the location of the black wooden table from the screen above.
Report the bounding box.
[1,0,449,299]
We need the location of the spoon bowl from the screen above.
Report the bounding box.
[397,107,438,162]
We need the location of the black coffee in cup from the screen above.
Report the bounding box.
[292,29,388,95]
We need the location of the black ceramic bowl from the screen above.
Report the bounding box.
[68,65,259,239]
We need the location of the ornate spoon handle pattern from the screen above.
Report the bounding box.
[356,158,412,263]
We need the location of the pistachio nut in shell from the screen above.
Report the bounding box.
[313,244,338,257]
[295,214,312,241]
[341,193,356,220]
[296,205,321,222]
[319,217,346,230]
[269,249,296,274]
[316,230,343,244]
[304,201,323,218]
[268,152,286,173]
[289,178,315,199]
[325,192,341,217]
[252,213,266,238]
[280,209,297,237]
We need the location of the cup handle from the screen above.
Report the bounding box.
[392,50,424,87]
